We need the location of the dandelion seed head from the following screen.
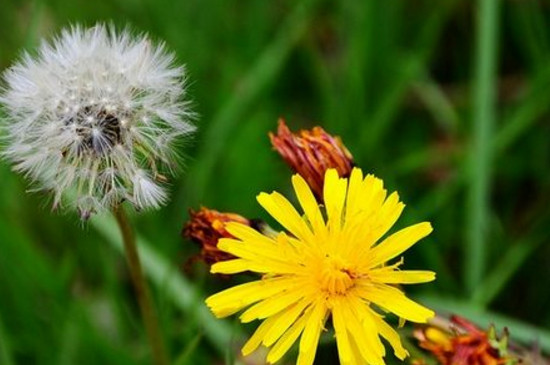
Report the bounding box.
[0,24,195,218]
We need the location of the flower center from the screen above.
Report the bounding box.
[319,256,355,295]
[66,106,124,156]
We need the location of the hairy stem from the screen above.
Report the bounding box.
[113,205,169,365]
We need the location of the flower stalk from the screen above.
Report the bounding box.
[113,205,169,365]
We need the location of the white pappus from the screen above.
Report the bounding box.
[0,24,195,219]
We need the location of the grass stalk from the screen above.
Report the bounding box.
[465,0,499,295]
[186,0,319,204]
[0,315,15,365]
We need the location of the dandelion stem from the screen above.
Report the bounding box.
[113,206,169,365]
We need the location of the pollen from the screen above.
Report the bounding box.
[318,255,355,295]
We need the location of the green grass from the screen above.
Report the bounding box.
[1,0,550,363]
[465,0,499,296]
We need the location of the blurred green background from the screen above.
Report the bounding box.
[1,0,550,364]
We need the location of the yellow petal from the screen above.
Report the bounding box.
[216,239,300,273]
[348,333,369,365]
[297,301,327,365]
[257,191,313,242]
[292,174,326,236]
[225,222,278,247]
[340,297,385,364]
[216,238,264,259]
[360,175,386,219]
[239,284,310,323]
[263,298,312,347]
[210,259,251,274]
[241,316,273,356]
[218,226,301,267]
[205,277,298,318]
[369,192,404,243]
[211,258,293,275]
[367,222,433,269]
[356,284,434,323]
[323,169,347,233]
[341,174,388,252]
[332,301,354,365]
[267,314,307,364]
[369,311,409,360]
[344,167,364,220]
[368,269,436,284]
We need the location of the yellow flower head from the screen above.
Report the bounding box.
[205,168,435,365]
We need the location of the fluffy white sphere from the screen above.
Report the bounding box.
[0,24,195,218]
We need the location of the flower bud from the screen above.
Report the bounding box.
[183,207,259,265]
[414,316,515,365]
[269,119,353,199]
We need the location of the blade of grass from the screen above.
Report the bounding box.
[91,214,242,357]
[494,65,550,154]
[471,195,550,307]
[57,311,80,365]
[465,0,500,295]
[421,295,550,353]
[471,235,546,307]
[360,53,424,153]
[0,314,15,365]
[331,0,375,133]
[400,85,549,297]
[173,333,203,365]
[511,1,550,69]
[411,73,460,133]
[387,63,550,298]
[399,62,550,297]
[358,1,457,156]
[392,148,434,177]
[187,0,320,205]
[72,304,137,365]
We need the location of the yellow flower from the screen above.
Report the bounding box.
[205,168,435,365]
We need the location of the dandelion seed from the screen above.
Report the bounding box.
[205,168,435,365]
[0,24,195,218]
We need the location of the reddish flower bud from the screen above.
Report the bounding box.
[269,119,354,200]
[414,316,516,365]
[183,207,254,265]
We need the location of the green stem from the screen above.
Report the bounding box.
[465,0,499,295]
[92,213,239,356]
[113,206,169,365]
